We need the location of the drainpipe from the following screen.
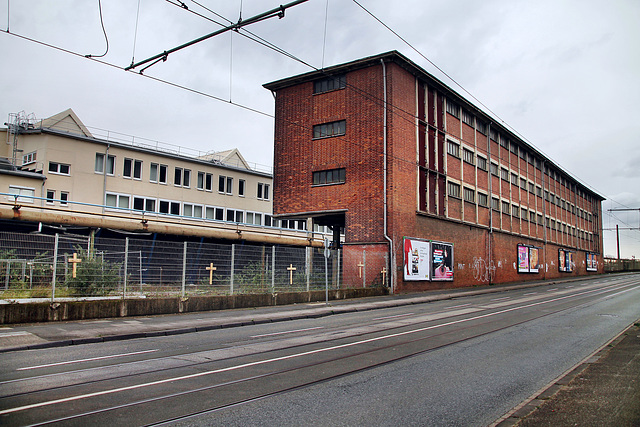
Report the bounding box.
[102,144,110,214]
[381,59,395,293]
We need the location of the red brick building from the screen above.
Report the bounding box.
[263,51,604,292]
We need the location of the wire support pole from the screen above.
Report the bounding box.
[125,0,308,72]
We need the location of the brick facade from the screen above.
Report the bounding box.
[265,51,604,292]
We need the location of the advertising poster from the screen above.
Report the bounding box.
[403,237,431,281]
[432,241,454,281]
[567,251,574,272]
[517,245,530,273]
[529,247,539,273]
[558,249,566,272]
[586,253,598,272]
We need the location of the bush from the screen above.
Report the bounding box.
[64,247,122,296]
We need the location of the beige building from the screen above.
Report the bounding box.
[1,109,316,245]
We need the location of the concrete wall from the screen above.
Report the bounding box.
[0,287,388,324]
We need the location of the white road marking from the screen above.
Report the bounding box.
[490,297,510,301]
[17,349,160,371]
[250,327,324,338]
[2,282,637,416]
[0,331,30,338]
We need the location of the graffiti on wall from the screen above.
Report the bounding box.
[472,257,496,283]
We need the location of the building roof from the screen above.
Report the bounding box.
[264,51,604,201]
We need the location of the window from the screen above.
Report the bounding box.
[520,177,527,189]
[537,213,543,225]
[60,192,69,206]
[490,162,499,176]
[520,148,527,160]
[313,120,346,139]
[463,148,475,165]
[447,181,461,199]
[478,192,488,207]
[521,207,528,219]
[257,182,271,200]
[511,172,518,185]
[8,186,35,203]
[510,142,518,155]
[22,151,37,165]
[500,137,509,149]
[477,156,487,171]
[492,197,500,211]
[489,128,497,141]
[183,203,203,218]
[447,140,460,157]
[159,165,167,184]
[150,163,158,182]
[476,121,487,135]
[183,169,191,187]
[463,187,475,203]
[226,209,235,222]
[132,160,142,179]
[197,172,205,190]
[219,176,233,194]
[198,171,213,191]
[46,189,55,204]
[530,211,536,222]
[205,173,212,191]
[105,193,130,210]
[512,205,519,218]
[239,179,245,197]
[313,75,346,94]
[48,161,70,175]
[502,200,510,214]
[123,158,133,178]
[313,168,346,185]
[536,185,542,197]
[528,182,535,193]
[159,200,180,215]
[95,153,115,175]
[133,196,156,212]
[501,167,509,181]
[446,100,460,118]
[462,110,474,126]
[174,167,182,186]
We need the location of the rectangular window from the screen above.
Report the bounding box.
[133,197,156,212]
[313,120,346,139]
[197,171,212,191]
[463,187,475,203]
[46,189,55,204]
[22,151,37,165]
[512,205,519,217]
[476,121,487,135]
[520,148,527,160]
[462,110,474,126]
[159,200,180,215]
[447,141,460,158]
[60,191,69,206]
[174,167,182,186]
[490,162,499,176]
[313,75,346,94]
[197,171,205,190]
[511,172,518,185]
[502,200,510,214]
[205,173,212,191]
[239,179,245,197]
[447,181,461,199]
[489,128,497,141]
[520,177,527,189]
[510,142,518,155]
[105,193,129,209]
[183,169,191,188]
[521,207,528,219]
[538,213,543,225]
[536,185,542,197]
[133,160,142,179]
[446,100,460,118]
[529,211,536,222]
[218,176,233,194]
[8,186,35,203]
[528,182,535,193]
[501,167,509,181]
[150,163,158,182]
[183,203,203,218]
[95,153,104,173]
[477,156,487,171]
[257,182,271,200]
[463,148,474,165]
[312,168,346,185]
[48,161,70,175]
[159,165,167,184]
[478,192,488,207]
[123,158,133,178]
[500,137,509,149]
[492,197,500,211]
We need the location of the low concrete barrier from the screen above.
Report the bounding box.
[0,288,389,324]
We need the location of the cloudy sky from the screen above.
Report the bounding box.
[1,0,639,257]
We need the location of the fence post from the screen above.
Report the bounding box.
[363,250,367,288]
[139,250,143,294]
[4,261,9,290]
[271,246,276,293]
[337,248,341,289]
[181,241,187,298]
[123,237,129,298]
[306,246,310,292]
[230,244,235,295]
[52,233,59,301]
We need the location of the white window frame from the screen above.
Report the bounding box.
[48,161,70,176]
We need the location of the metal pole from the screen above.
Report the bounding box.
[124,237,129,298]
[181,241,187,298]
[325,252,329,305]
[271,246,276,293]
[306,246,310,292]
[337,248,341,289]
[363,250,367,288]
[139,250,143,293]
[616,224,620,260]
[230,244,235,295]
[52,233,59,301]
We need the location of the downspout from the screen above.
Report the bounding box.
[102,144,110,214]
[381,59,395,293]
[487,122,493,284]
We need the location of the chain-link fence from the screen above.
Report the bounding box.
[0,231,357,299]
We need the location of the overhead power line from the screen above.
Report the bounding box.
[126,0,309,73]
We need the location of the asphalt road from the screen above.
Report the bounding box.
[1,274,639,426]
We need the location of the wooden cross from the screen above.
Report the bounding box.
[69,252,82,278]
[206,263,217,285]
[287,264,296,285]
[357,262,364,278]
[381,267,387,285]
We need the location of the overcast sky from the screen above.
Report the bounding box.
[1,0,639,258]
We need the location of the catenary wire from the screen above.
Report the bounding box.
[85,0,109,59]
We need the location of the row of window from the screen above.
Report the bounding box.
[94,153,270,199]
[312,168,346,186]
